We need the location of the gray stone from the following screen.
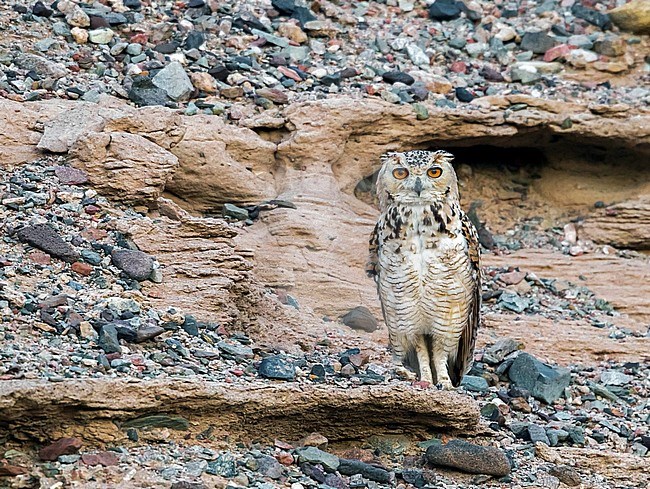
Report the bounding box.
[17,224,80,263]
[14,53,67,79]
[256,455,284,479]
[54,166,89,185]
[599,371,632,386]
[111,249,154,281]
[217,341,253,359]
[98,324,121,354]
[222,203,249,221]
[498,290,530,312]
[338,459,392,483]
[128,76,171,107]
[483,338,523,364]
[88,28,114,44]
[206,453,237,477]
[340,306,378,332]
[528,424,550,445]
[152,62,194,102]
[406,44,429,66]
[252,28,289,48]
[460,375,489,392]
[258,355,295,381]
[81,250,102,265]
[508,353,570,404]
[295,447,340,472]
[425,440,511,476]
[520,31,557,54]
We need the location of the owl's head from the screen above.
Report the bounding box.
[376,150,458,207]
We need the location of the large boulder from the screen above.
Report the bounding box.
[609,0,650,34]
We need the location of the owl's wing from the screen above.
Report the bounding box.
[451,211,481,387]
[367,223,380,280]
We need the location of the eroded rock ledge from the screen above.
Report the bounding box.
[0,379,479,445]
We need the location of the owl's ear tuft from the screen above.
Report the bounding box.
[381,152,399,164]
[434,150,455,163]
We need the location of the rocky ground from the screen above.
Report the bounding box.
[1,0,649,488]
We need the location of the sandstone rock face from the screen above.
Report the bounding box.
[37,106,106,153]
[69,131,179,208]
[166,114,277,210]
[0,378,479,444]
[581,198,650,249]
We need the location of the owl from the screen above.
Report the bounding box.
[368,150,481,389]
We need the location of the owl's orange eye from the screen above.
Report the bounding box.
[427,167,442,178]
[392,168,409,180]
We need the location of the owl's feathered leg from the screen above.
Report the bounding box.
[414,335,434,383]
[431,340,454,390]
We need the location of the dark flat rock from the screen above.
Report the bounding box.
[17,224,79,263]
[111,249,154,281]
[425,439,511,476]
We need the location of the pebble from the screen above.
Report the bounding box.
[258,355,296,381]
[152,61,194,102]
[338,459,392,483]
[340,306,378,332]
[295,447,339,472]
[98,324,121,354]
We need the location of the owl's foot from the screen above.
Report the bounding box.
[436,380,455,390]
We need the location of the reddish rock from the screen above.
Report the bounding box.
[80,228,107,241]
[84,204,101,215]
[130,33,148,44]
[81,451,119,466]
[277,66,302,82]
[0,462,28,476]
[275,451,294,465]
[72,261,93,276]
[30,251,51,265]
[499,271,527,285]
[54,166,88,185]
[450,61,467,73]
[39,437,82,461]
[544,44,573,62]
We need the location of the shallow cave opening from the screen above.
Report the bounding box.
[354,136,650,239]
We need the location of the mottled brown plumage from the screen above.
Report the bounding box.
[368,150,481,388]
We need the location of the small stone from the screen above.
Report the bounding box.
[593,35,626,57]
[412,103,429,120]
[66,7,91,28]
[382,71,415,85]
[190,72,217,94]
[528,424,550,445]
[98,324,121,354]
[256,87,289,104]
[340,306,378,332]
[14,53,67,79]
[17,224,80,263]
[548,465,581,487]
[258,355,296,380]
[508,353,570,404]
[152,62,194,102]
[428,0,462,21]
[425,440,510,476]
[520,31,557,54]
[460,375,489,392]
[55,166,88,185]
[600,371,632,386]
[256,455,284,479]
[277,22,308,44]
[406,44,430,67]
[81,451,119,467]
[128,76,171,107]
[206,453,238,478]
[217,341,254,359]
[300,432,329,450]
[71,261,93,276]
[295,447,339,472]
[338,459,392,483]
[111,249,154,281]
[88,28,114,44]
[455,87,474,102]
[220,86,245,99]
[39,438,83,461]
[571,4,612,30]
[33,1,53,17]
[222,203,249,220]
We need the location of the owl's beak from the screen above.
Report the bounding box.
[413,177,423,196]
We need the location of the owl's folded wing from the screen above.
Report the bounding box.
[367,223,380,279]
[451,211,482,386]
